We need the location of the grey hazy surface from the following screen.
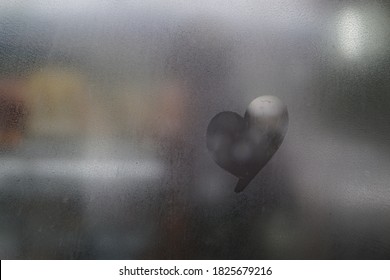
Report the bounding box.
[0,1,389,259]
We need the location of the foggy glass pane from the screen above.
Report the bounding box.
[0,1,389,259]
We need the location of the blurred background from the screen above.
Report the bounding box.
[0,0,389,259]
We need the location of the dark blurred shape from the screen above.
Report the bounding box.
[0,177,85,259]
[0,78,27,149]
[207,96,288,192]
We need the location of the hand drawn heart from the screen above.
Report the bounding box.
[206,96,288,192]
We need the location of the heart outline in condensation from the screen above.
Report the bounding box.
[206,96,289,192]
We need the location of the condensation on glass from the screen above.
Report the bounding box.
[0,1,389,259]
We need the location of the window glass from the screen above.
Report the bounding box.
[0,1,389,259]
